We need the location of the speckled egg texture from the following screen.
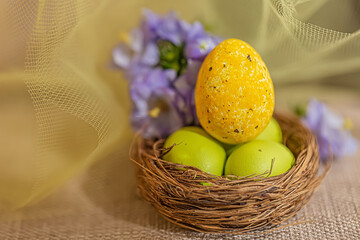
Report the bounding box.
[195,39,274,144]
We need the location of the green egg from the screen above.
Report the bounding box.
[226,143,243,156]
[225,140,295,178]
[184,126,234,151]
[163,126,226,176]
[254,118,282,143]
[226,118,282,156]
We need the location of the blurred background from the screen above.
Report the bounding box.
[0,0,358,218]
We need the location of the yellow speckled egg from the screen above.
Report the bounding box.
[195,39,274,144]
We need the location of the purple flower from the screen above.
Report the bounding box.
[130,68,186,138]
[173,60,202,124]
[113,9,221,138]
[113,29,159,79]
[142,10,190,46]
[302,98,358,160]
[131,88,184,138]
[185,22,222,60]
[185,36,220,61]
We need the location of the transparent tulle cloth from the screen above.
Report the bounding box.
[0,0,359,211]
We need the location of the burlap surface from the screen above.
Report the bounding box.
[0,86,359,239]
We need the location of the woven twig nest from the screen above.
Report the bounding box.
[130,112,330,234]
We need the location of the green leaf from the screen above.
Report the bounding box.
[157,40,187,76]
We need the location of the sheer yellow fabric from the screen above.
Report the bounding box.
[0,0,359,211]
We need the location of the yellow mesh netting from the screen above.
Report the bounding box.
[0,0,359,211]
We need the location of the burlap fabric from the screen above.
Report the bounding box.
[0,86,358,239]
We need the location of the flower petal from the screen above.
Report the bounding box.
[141,42,159,66]
[130,28,144,53]
[112,43,131,68]
[186,21,205,41]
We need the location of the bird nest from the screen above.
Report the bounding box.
[130,112,330,234]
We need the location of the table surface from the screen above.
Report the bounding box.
[0,85,359,240]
